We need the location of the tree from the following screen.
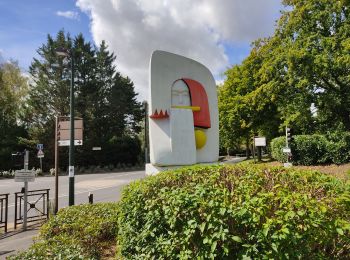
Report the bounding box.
[274,0,350,131]
[0,60,29,169]
[26,30,142,170]
[220,0,350,152]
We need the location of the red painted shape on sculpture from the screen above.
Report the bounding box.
[182,78,211,128]
[150,109,169,119]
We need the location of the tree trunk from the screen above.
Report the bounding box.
[245,136,250,159]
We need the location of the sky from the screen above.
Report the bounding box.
[0,0,283,100]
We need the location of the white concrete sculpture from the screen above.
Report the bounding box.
[147,50,219,174]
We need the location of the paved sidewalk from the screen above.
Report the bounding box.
[0,225,40,259]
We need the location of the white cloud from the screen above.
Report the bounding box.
[76,0,282,100]
[56,10,80,20]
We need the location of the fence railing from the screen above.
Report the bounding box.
[14,189,49,229]
[0,193,9,233]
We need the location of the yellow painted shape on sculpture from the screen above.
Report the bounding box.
[195,129,207,149]
[172,106,201,111]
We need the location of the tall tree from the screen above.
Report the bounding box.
[0,60,29,169]
[26,30,142,169]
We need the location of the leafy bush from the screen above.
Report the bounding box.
[271,133,350,165]
[10,202,120,259]
[292,135,329,165]
[270,136,288,163]
[117,165,350,259]
[326,131,350,164]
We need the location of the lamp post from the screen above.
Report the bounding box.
[55,48,75,206]
[143,101,148,164]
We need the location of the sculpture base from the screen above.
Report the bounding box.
[145,162,219,176]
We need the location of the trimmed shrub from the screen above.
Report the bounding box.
[117,165,350,259]
[271,133,350,165]
[292,135,329,165]
[270,136,288,163]
[326,132,350,164]
[10,202,120,259]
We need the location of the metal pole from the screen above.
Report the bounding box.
[23,150,29,230]
[40,157,42,173]
[54,116,59,214]
[68,52,75,206]
[285,126,289,164]
[144,102,148,164]
[252,136,256,163]
[5,194,8,233]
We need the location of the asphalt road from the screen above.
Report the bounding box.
[0,170,145,229]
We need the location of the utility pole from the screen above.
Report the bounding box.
[23,150,29,230]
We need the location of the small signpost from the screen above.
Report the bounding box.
[14,150,35,230]
[283,126,293,167]
[14,170,35,182]
[254,137,266,147]
[54,117,84,214]
[37,144,44,172]
[253,136,266,162]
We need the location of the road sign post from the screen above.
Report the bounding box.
[14,150,36,230]
[56,117,83,208]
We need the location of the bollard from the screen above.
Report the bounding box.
[88,193,93,204]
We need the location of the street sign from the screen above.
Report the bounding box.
[58,140,83,146]
[37,149,44,158]
[92,147,102,151]
[37,144,44,150]
[57,129,83,140]
[254,137,266,146]
[15,170,35,182]
[282,147,291,153]
[58,120,83,130]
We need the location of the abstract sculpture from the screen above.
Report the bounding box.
[147,50,219,173]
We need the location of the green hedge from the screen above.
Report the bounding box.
[117,165,350,259]
[9,202,119,259]
[9,165,350,259]
[271,132,350,165]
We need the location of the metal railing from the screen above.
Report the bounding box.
[0,193,9,233]
[14,189,49,229]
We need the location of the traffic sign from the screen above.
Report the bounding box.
[37,144,44,150]
[15,170,35,182]
[58,140,83,146]
[37,149,44,158]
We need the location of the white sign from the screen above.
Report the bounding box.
[254,137,266,147]
[37,150,44,158]
[92,147,102,151]
[15,170,35,182]
[282,147,291,153]
[69,166,74,177]
[58,140,83,146]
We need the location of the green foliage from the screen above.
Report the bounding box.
[117,165,350,259]
[0,61,29,170]
[271,133,350,165]
[220,0,350,151]
[270,136,288,163]
[10,202,119,259]
[24,30,142,171]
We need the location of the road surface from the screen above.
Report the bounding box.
[0,170,145,229]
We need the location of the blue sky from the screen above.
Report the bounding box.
[0,0,282,99]
[0,0,91,70]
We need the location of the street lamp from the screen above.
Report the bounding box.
[55,47,75,206]
[143,101,148,164]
